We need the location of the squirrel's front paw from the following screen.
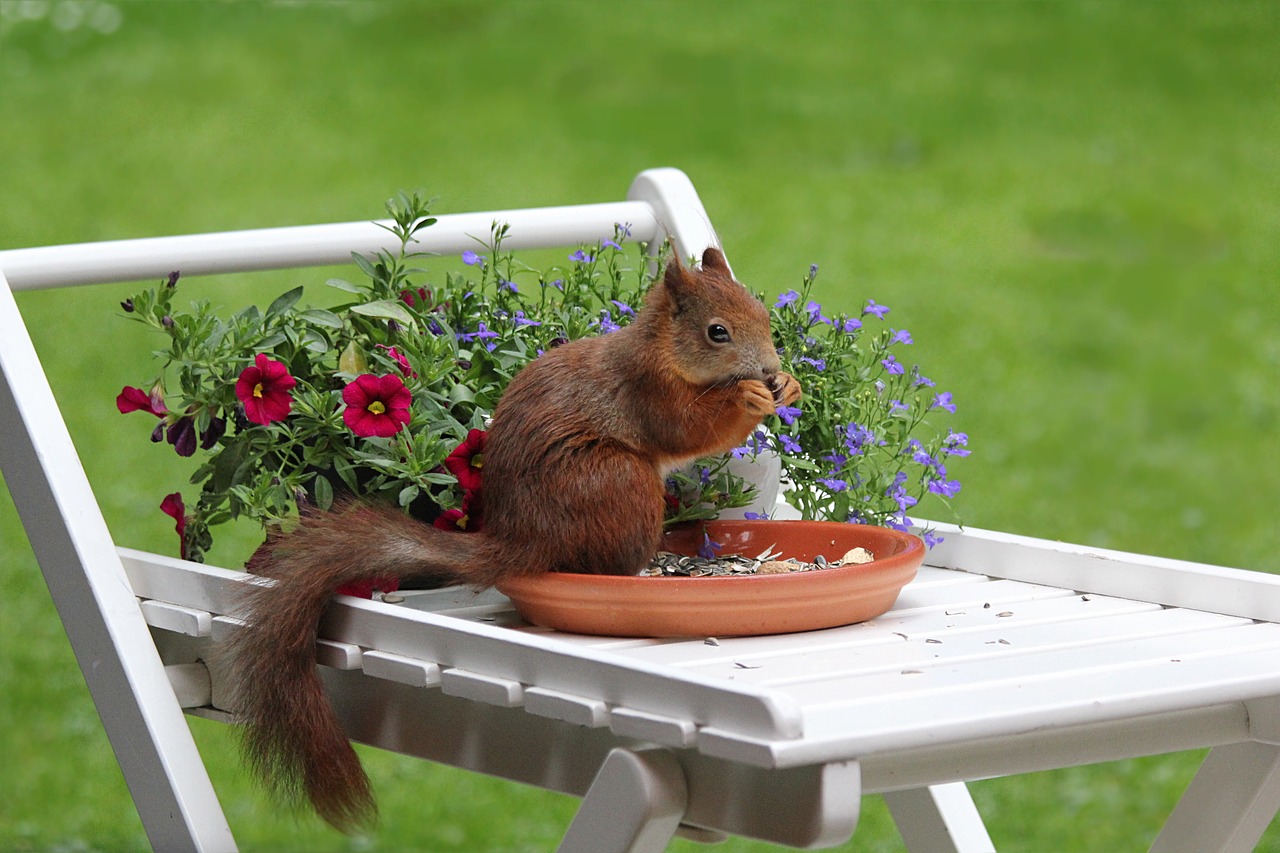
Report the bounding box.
[767,372,802,409]
[739,379,776,418]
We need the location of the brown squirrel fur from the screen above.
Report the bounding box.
[224,247,802,831]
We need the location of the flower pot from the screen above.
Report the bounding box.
[716,437,783,520]
[497,519,924,638]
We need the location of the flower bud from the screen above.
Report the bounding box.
[166,417,197,457]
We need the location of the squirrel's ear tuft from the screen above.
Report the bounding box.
[701,247,730,273]
[662,253,696,314]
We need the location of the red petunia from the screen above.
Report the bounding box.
[399,286,429,308]
[444,428,486,492]
[235,353,297,425]
[335,574,401,599]
[433,489,483,532]
[160,492,188,560]
[117,385,167,417]
[342,373,411,438]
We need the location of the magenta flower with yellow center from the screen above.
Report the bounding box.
[342,373,411,438]
[235,353,296,425]
[443,428,486,492]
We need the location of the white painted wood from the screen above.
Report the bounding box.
[123,545,804,738]
[315,638,363,670]
[524,686,611,728]
[323,669,858,848]
[926,521,1280,622]
[140,599,213,638]
[620,591,1158,669]
[703,627,1280,769]
[558,748,687,853]
[441,668,525,707]
[626,168,722,268]
[317,593,807,741]
[1247,695,1280,744]
[114,528,1280,845]
[209,614,244,643]
[1150,741,1280,853]
[609,707,699,748]
[884,783,995,853]
[360,649,441,688]
[0,202,660,291]
[395,584,510,613]
[862,703,1251,794]
[120,547,252,616]
[166,663,213,710]
[659,599,1191,681]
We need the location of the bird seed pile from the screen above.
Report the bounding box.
[641,545,875,578]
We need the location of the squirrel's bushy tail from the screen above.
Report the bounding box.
[224,499,499,832]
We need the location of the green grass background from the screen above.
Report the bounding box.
[1,1,1277,850]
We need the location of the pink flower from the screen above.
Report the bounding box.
[160,492,188,560]
[235,353,296,425]
[117,386,167,417]
[342,374,411,438]
[375,344,417,378]
[444,428,486,492]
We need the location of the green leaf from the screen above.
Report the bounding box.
[299,308,344,329]
[351,252,379,281]
[257,331,288,349]
[448,383,476,405]
[312,475,334,511]
[783,455,821,473]
[325,277,361,294]
[210,442,254,494]
[266,286,304,320]
[300,329,329,354]
[233,304,261,326]
[333,458,360,493]
[339,340,368,374]
[205,318,229,351]
[398,485,420,507]
[350,300,416,326]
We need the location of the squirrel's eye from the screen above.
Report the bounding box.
[707,323,731,344]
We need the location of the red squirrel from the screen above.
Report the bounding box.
[225,247,803,831]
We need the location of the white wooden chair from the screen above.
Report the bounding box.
[3,168,1279,852]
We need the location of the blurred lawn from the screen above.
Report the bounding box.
[1,1,1277,851]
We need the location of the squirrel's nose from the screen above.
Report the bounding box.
[760,351,782,378]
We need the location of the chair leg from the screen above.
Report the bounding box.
[558,747,687,853]
[884,783,996,853]
[1150,742,1280,853]
[0,276,236,852]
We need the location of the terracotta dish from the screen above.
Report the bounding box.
[496,520,925,638]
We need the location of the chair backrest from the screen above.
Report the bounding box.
[0,167,721,852]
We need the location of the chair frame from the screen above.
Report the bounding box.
[3,168,1279,852]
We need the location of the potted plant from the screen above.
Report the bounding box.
[117,192,968,623]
